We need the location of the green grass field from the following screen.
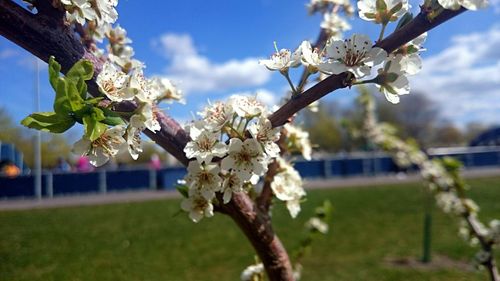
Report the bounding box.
[1,177,499,281]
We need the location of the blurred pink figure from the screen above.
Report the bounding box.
[149,153,162,170]
[75,156,93,172]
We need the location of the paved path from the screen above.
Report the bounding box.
[1,167,498,211]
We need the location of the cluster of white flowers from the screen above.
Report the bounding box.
[271,157,306,218]
[179,96,310,221]
[58,0,118,30]
[308,0,353,38]
[66,2,183,167]
[438,0,488,11]
[284,124,313,160]
[260,0,426,104]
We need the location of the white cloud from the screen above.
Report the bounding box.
[0,48,19,59]
[411,24,500,126]
[153,33,271,94]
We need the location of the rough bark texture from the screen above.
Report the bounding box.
[0,1,470,280]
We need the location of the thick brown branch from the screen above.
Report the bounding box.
[269,7,466,128]
[221,192,294,281]
[0,0,190,165]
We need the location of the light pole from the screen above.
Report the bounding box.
[34,57,42,200]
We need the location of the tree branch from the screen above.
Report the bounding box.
[269,7,466,128]
[221,192,294,281]
[0,0,190,165]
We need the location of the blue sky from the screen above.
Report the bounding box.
[0,0,499,140]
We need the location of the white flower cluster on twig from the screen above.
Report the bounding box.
[180,96,309,222]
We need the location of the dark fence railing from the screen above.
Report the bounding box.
[1,146,499,199]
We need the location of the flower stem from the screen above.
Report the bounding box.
[297,71,311,93]
[378,23,387,42]
[282,71,298,95]
[352,78,377,86]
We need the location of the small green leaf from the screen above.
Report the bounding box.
[76,77,88,100]
[66,59,94,82]
[395,12,413,30]
[83,115,107,141]
[176,184,189,198]
[92,107,106,121]
[101,108,124,126]
[389,2,403,17]
[67,81,86,112]
[21,112,75,133]
[363,12,377,19]
[406,45,420,54]
[48,56,61,90]
[376,0,387,12]
[54,78,72,115]
[86,97,105,105]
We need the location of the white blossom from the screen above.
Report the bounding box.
[271,158,306,218]
[126,121,142,160]
[181,192,214,223]
[229,95,265,118]
[96,61,132,102]
[131,103,161,132]
[375,56,410,104]
[284,124,312,160]
[221,138,268,182]
[221,172,245,204]
[248,117,281,158]
[259,43,302,73]
[72,125,126,167]
[198,101,234,131]
[305,217,329,234]
[94,0,119,25]
[321,34,387,78]
[184,126,228,164]
[62,0,97,25]
[128,68,159,103]
[392,33,427,75]
[150,77,184,104]
[185,161,222,200]
[438,0,488,10]
[320,13,351,37]
[240,263,264,281]
[300,41,323,73]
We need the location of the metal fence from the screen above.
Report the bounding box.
[1,146,499,199]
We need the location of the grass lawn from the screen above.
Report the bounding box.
[1,177,499,281]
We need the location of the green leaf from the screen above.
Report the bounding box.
[176,184,189,198]
[83,115,108,141]
[363,12,377,19]
[76,78,88,100]
[101,108,124,126]
[54,77,72,115]
[92,107,106,121]
[67,81,86,112]
[389,2,403,17]
[86,97,105,105]
[376,0,387,12]
[48,56,61,90]
[66,59,94,82]
[21,112,75,133]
